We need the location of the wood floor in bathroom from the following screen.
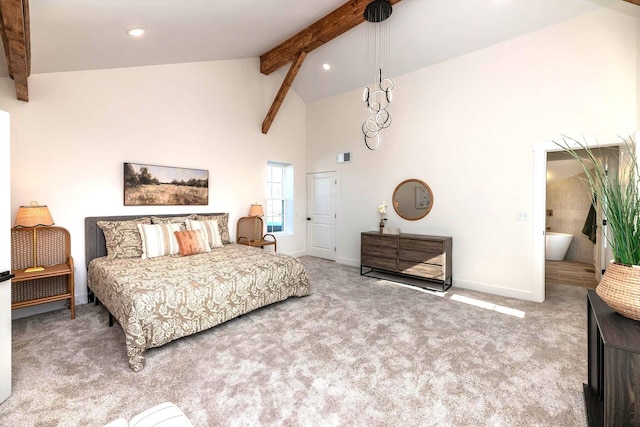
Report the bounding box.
[546,260,598,289]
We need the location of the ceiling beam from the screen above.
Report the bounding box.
[0,0,30,101]
[260,0,402,76]
[262,51,307,134]
[623,0,640,5]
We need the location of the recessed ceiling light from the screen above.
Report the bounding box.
[126,28,146,37]
[322,63,331,71]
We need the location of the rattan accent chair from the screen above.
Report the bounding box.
[11,226,75,319]
[236,216,276,251]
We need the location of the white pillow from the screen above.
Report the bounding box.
[186,219,223,249]
[130,402,193,427]
[102,418,128,427]
[137,223,182,259]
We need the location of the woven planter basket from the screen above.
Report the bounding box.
[597,262,640,321]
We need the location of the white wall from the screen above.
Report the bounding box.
[0,58,307,317]
[306,7,637,301]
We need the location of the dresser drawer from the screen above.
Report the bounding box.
[399,238,443,253]
[362,254,397,271]
[362,242,397,259]
[362,233,398,248]
[398,260,445,280]
[398,249,444,265]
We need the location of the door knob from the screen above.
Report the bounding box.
[306,217,311,220]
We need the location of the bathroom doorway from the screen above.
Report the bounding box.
[545,150,601,289]
[532,139,624,302]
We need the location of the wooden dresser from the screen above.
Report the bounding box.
[361,231,452,291]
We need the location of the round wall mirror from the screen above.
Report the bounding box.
[392,179,434,220]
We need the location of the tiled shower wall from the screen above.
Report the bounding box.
[546,173,595,265]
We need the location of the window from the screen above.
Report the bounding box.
[266,162,293,234]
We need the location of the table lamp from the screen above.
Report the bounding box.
[14,202,54,273]
[248,203,264,243]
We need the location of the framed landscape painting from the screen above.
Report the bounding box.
[124,163,209,206]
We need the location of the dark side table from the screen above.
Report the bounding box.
[584,289,640,426]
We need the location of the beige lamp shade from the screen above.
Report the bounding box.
[249,204,264,217]
[14,202,54,227]
[13,202,54,273]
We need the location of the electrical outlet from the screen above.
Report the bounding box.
[516,212,528,221]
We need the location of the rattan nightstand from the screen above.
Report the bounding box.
[11,226,75,319]
[236,216,277,251]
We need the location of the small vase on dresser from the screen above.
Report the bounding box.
[377,201,388,234]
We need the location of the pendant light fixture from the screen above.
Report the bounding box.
[362,0,393,151]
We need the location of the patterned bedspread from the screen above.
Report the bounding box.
[87,244,311,371]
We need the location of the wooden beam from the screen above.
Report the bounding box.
[260,0,402,75]
[0,0,30,101]
[262,51,307,134]
[623,0,640,5]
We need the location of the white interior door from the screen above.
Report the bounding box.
[0,110,12,404]
[533,138,629,303]
[306,172,336,260]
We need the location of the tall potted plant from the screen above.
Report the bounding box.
[558,135,640,320]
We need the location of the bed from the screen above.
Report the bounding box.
[85,213,311,372]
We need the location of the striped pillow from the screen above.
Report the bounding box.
[137,223,182,259]
[194,213,230,243]
[186,219,223,249]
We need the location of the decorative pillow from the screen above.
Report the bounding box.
[97,217,151,259]
[150,215,197,231]
[194,213,230,243]
[174,230,211,256]
[186,219,223,249]
[137,223,182,259]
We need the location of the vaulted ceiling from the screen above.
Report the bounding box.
[0,0,638,106]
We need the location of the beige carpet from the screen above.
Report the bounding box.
[1,256,588,426]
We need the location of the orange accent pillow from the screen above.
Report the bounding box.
[173,230,211,256]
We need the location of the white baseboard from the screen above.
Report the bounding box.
[337,257,360,267]
[452,279,538,302]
